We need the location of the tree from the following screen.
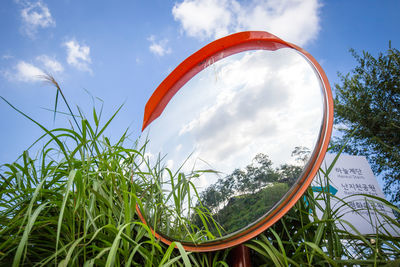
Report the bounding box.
[291,146,311,166]
[332,44,400,203]
[216,176,235,205]
[253,153,279,185]
[200,184,222,212]
[278,164,302,185]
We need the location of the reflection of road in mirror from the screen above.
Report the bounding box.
[139,48,324,243]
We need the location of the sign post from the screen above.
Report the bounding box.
[312,154,399,236]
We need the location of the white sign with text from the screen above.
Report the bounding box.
[312,153,399,236]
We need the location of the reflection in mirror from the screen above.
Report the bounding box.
[138,48,324,243]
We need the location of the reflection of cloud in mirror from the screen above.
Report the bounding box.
[142,48,323,191]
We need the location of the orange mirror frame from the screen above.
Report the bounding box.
[136,31,334,252]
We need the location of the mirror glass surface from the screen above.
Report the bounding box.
[139,48,324,243]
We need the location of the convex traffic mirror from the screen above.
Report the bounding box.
[136,31,333,252]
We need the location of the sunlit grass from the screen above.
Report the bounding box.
[0,77,399,266]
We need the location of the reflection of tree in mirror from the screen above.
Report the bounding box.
[292,146,311,165]
[193,147,310,235]
[139,145,310,242]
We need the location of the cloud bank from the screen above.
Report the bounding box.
[173,0,320,45]
[3,55,63,83]
[9,61,45,82]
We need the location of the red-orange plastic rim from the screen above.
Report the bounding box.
[137,31,334,252]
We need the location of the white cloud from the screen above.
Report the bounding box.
[63,40,92,73]
[172,0,320,46]
[148,35,172,56]
[2,54,63,83]
[36,55,63,73]
[4,61,45,82]
[20,1,55,37]
[172,0,236,40]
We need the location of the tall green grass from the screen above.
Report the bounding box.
[0,78,399,266]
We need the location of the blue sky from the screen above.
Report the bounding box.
[0,0,399,166]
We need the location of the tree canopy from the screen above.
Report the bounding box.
[198,152,304,213]
[332,44,400,203]
[193,148,308,235]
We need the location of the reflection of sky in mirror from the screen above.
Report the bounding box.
[142,48,323,191]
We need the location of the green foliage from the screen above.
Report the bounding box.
[199,152,301,214]
[193,151,305,237]
[209,183,290,234]
[139,165,219,243]
[0,77,399,266]
[0,81,196,266]
[332,45,400,203]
